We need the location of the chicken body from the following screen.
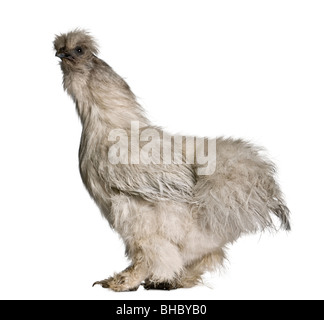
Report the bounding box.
[54,30,290,291]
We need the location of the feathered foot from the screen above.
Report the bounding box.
[143,250,225,290]
[142,279,180,290]
[92,275,139,292]
[93,263,146,292]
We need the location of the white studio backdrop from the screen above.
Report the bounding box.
[0,0,323,300]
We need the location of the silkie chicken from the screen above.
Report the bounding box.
[54,29,290,291]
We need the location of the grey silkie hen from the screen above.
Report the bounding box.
[54,29,290,291]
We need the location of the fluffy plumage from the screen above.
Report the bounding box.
[54,29,290,291]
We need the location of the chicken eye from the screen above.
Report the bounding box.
[75,46,83,55]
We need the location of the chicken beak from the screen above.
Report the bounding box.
[55,52,68,59]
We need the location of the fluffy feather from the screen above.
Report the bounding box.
[54,29,290,291]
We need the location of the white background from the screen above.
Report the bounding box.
[0,0,323,300]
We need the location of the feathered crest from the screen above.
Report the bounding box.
[53,28,99,55]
